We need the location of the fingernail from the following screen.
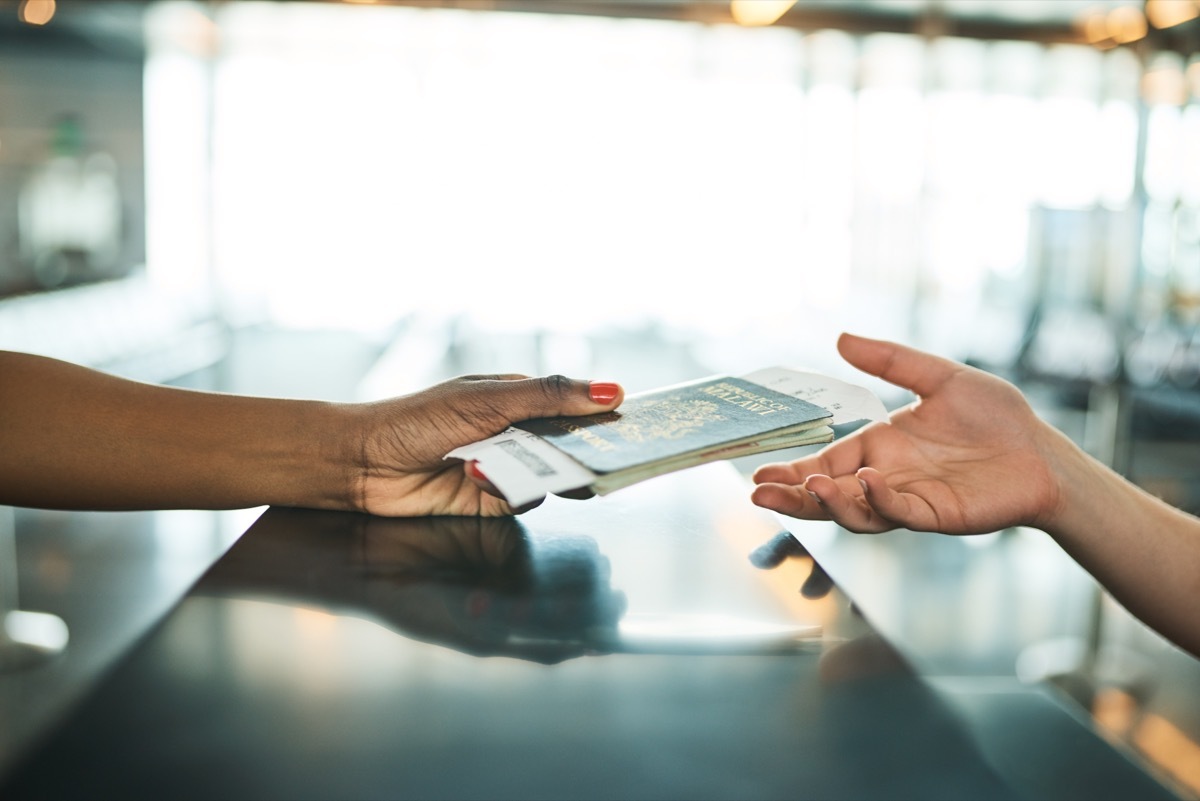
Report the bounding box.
[807,491,822,504]
[467,461,489,482]
[589,381,620,404]
[858,478,868,493]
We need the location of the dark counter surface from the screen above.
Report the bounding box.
[0,464,1179,800]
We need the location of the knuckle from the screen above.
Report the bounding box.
[540,374,573,400]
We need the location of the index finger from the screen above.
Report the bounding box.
[752,429,871,485]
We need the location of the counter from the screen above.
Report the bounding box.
[0,464,1180,800]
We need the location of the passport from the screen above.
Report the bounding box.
[515,376,833,494]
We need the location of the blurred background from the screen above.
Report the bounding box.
[1,0,1200,795]
[5,0,1198,399]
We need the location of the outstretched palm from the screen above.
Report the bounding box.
[751,335,1063,536]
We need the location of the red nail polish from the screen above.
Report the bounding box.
[467,461,489,482]
[589,382,619,403]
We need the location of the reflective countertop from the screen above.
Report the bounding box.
[0,464,1180,800]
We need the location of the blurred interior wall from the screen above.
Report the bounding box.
[1,1,1198,386]
[0,19,145,297]
[150,1,1192,376]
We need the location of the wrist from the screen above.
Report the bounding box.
[1032,419,1115,538]
[252,399,368,513]
[322,402,376,514]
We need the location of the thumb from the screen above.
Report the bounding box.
[463,374,624,422]
[837,332,961,399]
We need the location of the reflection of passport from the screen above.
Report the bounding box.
[516,377,833,491]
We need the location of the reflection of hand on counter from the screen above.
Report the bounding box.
[746,530,1019,799]
[749,530,835,600]
[201,510,626,665]
[748,530,908,684]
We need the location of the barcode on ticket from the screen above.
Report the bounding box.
[497,439,557,477]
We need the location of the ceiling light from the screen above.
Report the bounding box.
[18,0,56,26]
[1107,6,1148,44]
[1145,0,1200,29]
[1082,9,1111,45]
[730,0,797,27]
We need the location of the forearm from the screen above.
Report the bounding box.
[1040,425,1200,657]
[0,351,363,512]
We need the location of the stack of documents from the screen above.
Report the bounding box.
[446,367,887,508]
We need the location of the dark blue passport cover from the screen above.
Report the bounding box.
[515,376,831,475]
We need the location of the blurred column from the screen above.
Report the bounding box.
[143,1,229,381]
[0,507,68,671]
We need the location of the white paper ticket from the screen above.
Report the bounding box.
[447,426,598,508]
[738,368,888,427]
[445,369,886,507]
